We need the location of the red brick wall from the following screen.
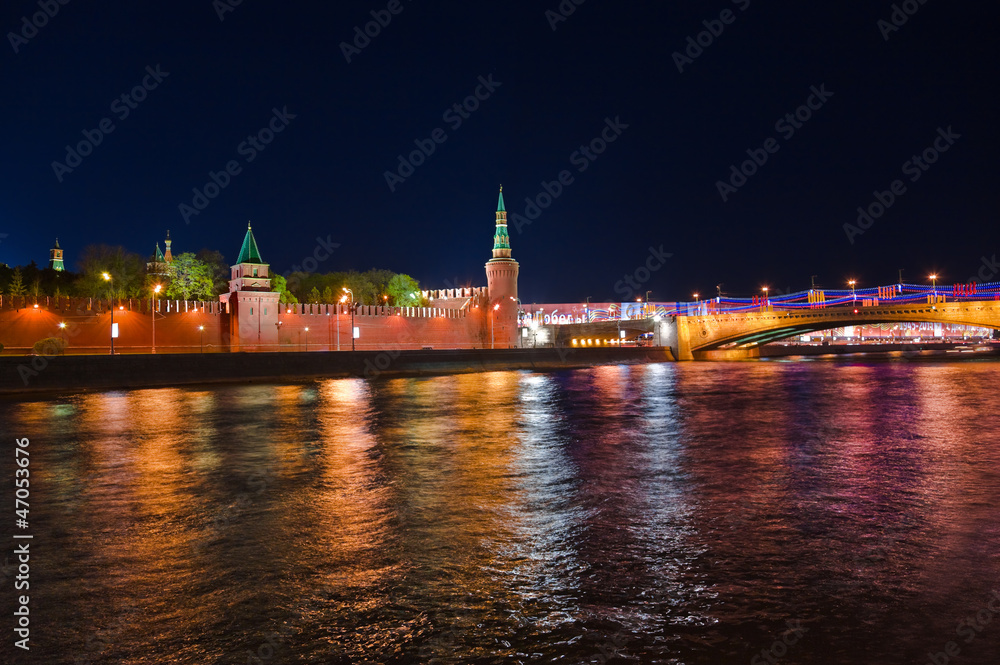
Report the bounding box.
[0,297,491,354]
[0,297,227,354]
[271,303,489,351]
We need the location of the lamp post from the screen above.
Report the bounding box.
[198,325,205,353]
[152,284,162,354]
[102,272,114,355]
[762,286,769,310]
[342,288,355,351]
[848,279,857,301]
[336,301,342,351]
[929,274,938,298]
[491,302,500,349]
[304,327,309,352]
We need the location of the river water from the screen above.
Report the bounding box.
[3,359,1000,664]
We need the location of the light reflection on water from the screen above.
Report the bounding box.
[3,360,1000,664]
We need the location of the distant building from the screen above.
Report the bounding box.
[146,231,173,276]
[48,238,65,272]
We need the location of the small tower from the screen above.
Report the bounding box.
[485,186,520,347]
[147,243,169,277]
[219,223,281,352]
[48,238,65,272]
[163,230,173,263]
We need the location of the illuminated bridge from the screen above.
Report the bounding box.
[662,282,1000,360]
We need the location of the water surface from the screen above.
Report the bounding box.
[3,360,1000,664]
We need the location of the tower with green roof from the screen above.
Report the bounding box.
[48,238,65,272]
[147,241,169,277]
[485,186,520,347]
[220,222,281,351]
[228,223,272,292]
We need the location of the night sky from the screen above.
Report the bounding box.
[2,0,998,303]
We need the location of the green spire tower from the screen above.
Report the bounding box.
[228,222,272,292]
[236,222,264,264]
[221,221,281,352]
[485,185,520,348]
[48,238,65,272]
[492,186,512,259]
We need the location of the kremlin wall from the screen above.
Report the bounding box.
[0,190,520,355]
[3,187,994,361]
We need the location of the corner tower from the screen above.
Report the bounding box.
[485,186,520,347]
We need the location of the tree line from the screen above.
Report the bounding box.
[0,245,423,306]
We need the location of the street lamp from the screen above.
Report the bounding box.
[304,326,309,351]
[102,272,114,355]
[929,274,938,297]
[198,325,205,353]
[342,288,355,350]
[762,287,769,309]
[152,284,162,354]
[848,279,857,300]
[337,295,346,350]
[491,302,500,349]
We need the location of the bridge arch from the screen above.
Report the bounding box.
[674,301,1000,359]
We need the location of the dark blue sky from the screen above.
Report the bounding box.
[2,0,997,302]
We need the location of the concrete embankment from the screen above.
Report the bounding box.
[0,347,675,396]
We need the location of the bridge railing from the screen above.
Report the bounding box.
[531,282,1000,323]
